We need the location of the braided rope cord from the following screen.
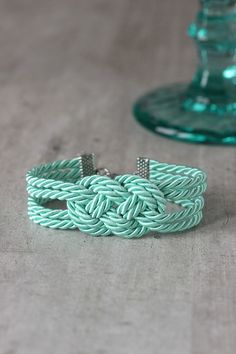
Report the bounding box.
[26,157,207,238]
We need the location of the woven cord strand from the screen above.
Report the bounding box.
[26,158,207,238]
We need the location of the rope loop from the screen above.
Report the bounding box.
[26,156,207,238]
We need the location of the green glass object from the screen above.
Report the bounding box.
[133,0,236,144]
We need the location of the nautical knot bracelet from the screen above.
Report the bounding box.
[26,154,207,238]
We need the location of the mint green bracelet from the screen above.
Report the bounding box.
[26,154,207,238]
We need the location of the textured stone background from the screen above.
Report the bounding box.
[0,1,236,353]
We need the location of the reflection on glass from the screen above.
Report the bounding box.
[133,0,236,144]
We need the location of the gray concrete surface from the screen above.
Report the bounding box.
[0,0,236,353]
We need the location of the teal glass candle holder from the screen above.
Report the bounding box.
[133,0,236,144]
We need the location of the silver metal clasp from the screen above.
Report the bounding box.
[78,153,96,178]
[78,153,112,178]
[136,157,150,179]
[78,153,150,179]
[96,167,111,177]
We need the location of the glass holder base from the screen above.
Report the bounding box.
[133,83,236,145]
